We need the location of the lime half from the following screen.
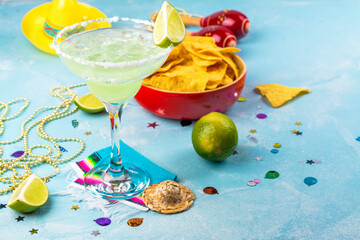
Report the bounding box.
[8,174,49,213]
[153,1,185,48]
[74,93,105,114]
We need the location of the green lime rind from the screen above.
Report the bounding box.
[192,112,238,162]
[8,174,48,213]
[74,94,105,114]
[153,1,185,48]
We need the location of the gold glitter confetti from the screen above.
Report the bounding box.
[127,218,143,227]
[71,205,80,211]
[29,229,38,235]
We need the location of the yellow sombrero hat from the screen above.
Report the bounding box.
[21,0,107,55]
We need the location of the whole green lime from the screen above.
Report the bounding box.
[192,112,238,162]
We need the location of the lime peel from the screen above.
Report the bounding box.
[8,174,49,213]
[153,1,185,48]
[192,112,238,162]
[74,93,105,114]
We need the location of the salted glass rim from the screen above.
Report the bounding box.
[52,16,172,68]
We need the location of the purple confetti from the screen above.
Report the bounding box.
[256,113,267,119]
[253,179,261,184]
[11,151,24,158]
[214,109,222,113]
[94,217,111,226]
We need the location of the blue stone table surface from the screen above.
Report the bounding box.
[1,0,360,239]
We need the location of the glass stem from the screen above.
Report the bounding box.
[104,102,128,181]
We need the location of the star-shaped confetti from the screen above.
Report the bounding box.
[156,108,165,115]
[249,129,257,133]
[29,229,38,235]
[15,216,25,222]
[85,131,92,135]
[71,205,80,211]
[291,130,302,135]
[306,160,315,165]
[0,203,6,209]
[147,122,159,129]
[91,230,100,236]
[295,122,302,126]
[255,156,262,161]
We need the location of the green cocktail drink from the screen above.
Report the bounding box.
[53,17,172,199]
[59,27,166,103]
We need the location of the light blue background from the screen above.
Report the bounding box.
[1,0,360,239]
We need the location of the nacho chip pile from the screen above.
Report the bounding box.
[143,36,240,92]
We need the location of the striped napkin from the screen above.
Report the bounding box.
[70,141,177,211]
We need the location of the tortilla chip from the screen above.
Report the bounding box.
[206,61,228,89]
[255,84,311,108]
[143,65,208,92]
[143,36,241,92]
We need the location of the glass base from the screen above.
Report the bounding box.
[84,163,150,200]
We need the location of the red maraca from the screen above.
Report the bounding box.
[184,10,250,39]
[152,9,250,39]
[187,25,237,48]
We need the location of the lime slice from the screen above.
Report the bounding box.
[74,93,105,113]
[8,174,49,213]
[153,1,185,48]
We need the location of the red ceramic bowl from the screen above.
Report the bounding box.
[134,54,246,120]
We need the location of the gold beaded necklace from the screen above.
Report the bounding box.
[0,83,86,194]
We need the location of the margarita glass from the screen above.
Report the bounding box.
[53,17,172,199]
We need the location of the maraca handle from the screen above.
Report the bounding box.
[151,11,201,26]
[188,25,237,48]
[181,15,201,26]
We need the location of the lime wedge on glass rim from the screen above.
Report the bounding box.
[153,1,186,48]
[8,174,49,213]
[74,93,105,114]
